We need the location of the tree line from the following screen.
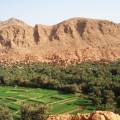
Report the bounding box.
[0,61,120,113]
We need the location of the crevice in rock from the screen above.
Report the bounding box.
[0,35,12,49]
[33,25,40,44]
[49,27,60,41]
[76,21,86,38]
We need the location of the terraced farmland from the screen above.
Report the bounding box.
[0,86,96,117]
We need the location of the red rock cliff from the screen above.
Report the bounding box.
[0,18,120,65]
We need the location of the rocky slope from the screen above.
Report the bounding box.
[47,111,120,120]
[0,17,120,65]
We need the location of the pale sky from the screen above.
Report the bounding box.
[0,0,120,25]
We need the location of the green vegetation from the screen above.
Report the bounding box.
[21,104,48,120]
[0,60,120,119]
[0,86,94,119]
[0,105,13,120]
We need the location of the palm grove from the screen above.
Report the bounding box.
[0,61,120,119]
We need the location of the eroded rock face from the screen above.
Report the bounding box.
[47,111,120,120]
[0,18,120,65]
[90,111,120,120]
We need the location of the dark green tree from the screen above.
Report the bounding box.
[21,104,48,120]
[0,105,13,120]
[103,90,115,104]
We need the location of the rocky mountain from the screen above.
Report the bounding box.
[0,17,120,65]
[47,111,120,120]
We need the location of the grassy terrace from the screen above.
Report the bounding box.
[0,86,95,117]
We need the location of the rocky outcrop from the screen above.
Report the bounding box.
[47,111,120,120]
[0,18,35,49]
[89,111,120,120]
[0,17,120,65]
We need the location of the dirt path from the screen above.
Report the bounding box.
[64,107,80,114]
[48,97,78,105]
[58,98,78,104]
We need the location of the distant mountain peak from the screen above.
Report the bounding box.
[7,17,25,23]
[0,18,29,27]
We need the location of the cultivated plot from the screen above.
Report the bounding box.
[0,86,96,117]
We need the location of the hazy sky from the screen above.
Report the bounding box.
[0,0,120,25]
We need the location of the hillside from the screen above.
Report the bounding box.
[0,17,120,65]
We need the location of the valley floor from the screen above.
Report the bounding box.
[0,86,95,118]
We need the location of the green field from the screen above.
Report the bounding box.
[0,86,96,117]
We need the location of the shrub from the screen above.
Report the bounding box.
[0,105,13,120]
[60,84,79,93]
[21,104,48,120]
